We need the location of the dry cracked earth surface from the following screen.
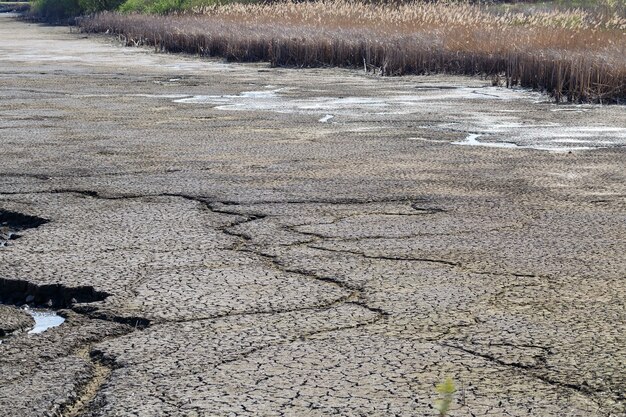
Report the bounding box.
[0,13,625,417]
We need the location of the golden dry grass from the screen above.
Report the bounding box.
[80,1,626,102]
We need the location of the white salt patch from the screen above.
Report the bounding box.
[451,134,600,152]
[552,139,595,144]
[408,137,442,142]
[169,86,623,152]
[550,105,595,112]
[575,127,626,132]
[297,97,388,111]
[346,126,386,132]
[133,94,192,99]
[529,146,597,152]
[452,134,520,149]
[174,90,279,108]
[551,139,614,145]
[171,86,533,115]
[164,62,231,72]
[239,90,278,99]
[175,95,233,104]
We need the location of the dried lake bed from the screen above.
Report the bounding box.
[0,13,625,417]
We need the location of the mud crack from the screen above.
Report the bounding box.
[56,348,113,417]
[217,301,385,367]
[0,209,48,247]
[307,245,460,267]
[443,342,624,414]
[203,200,390,320]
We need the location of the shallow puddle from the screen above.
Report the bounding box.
[0,305,65,344]
[26,308,65,334]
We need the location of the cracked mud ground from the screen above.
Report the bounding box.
[0,15,625,417]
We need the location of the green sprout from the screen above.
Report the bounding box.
[434,377,456,416]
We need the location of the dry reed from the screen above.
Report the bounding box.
[79,1,626,102]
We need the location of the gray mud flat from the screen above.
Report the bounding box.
[0,304,34,337]
[0,14,625,417]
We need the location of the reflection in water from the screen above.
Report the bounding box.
[26,309,65,335]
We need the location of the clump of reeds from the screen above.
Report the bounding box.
[79,1,626,103]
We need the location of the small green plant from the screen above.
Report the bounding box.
[118,0,241,14]
[434,377,456,417]
[119,0,185,14]
[79,0,125,13]
[31,0,82,21]
[30,0,123,21]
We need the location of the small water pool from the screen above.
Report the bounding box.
[26,308,65,334]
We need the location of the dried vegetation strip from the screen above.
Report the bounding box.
[79,1,626,103]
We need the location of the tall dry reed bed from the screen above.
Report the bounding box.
[80,1,626,102]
